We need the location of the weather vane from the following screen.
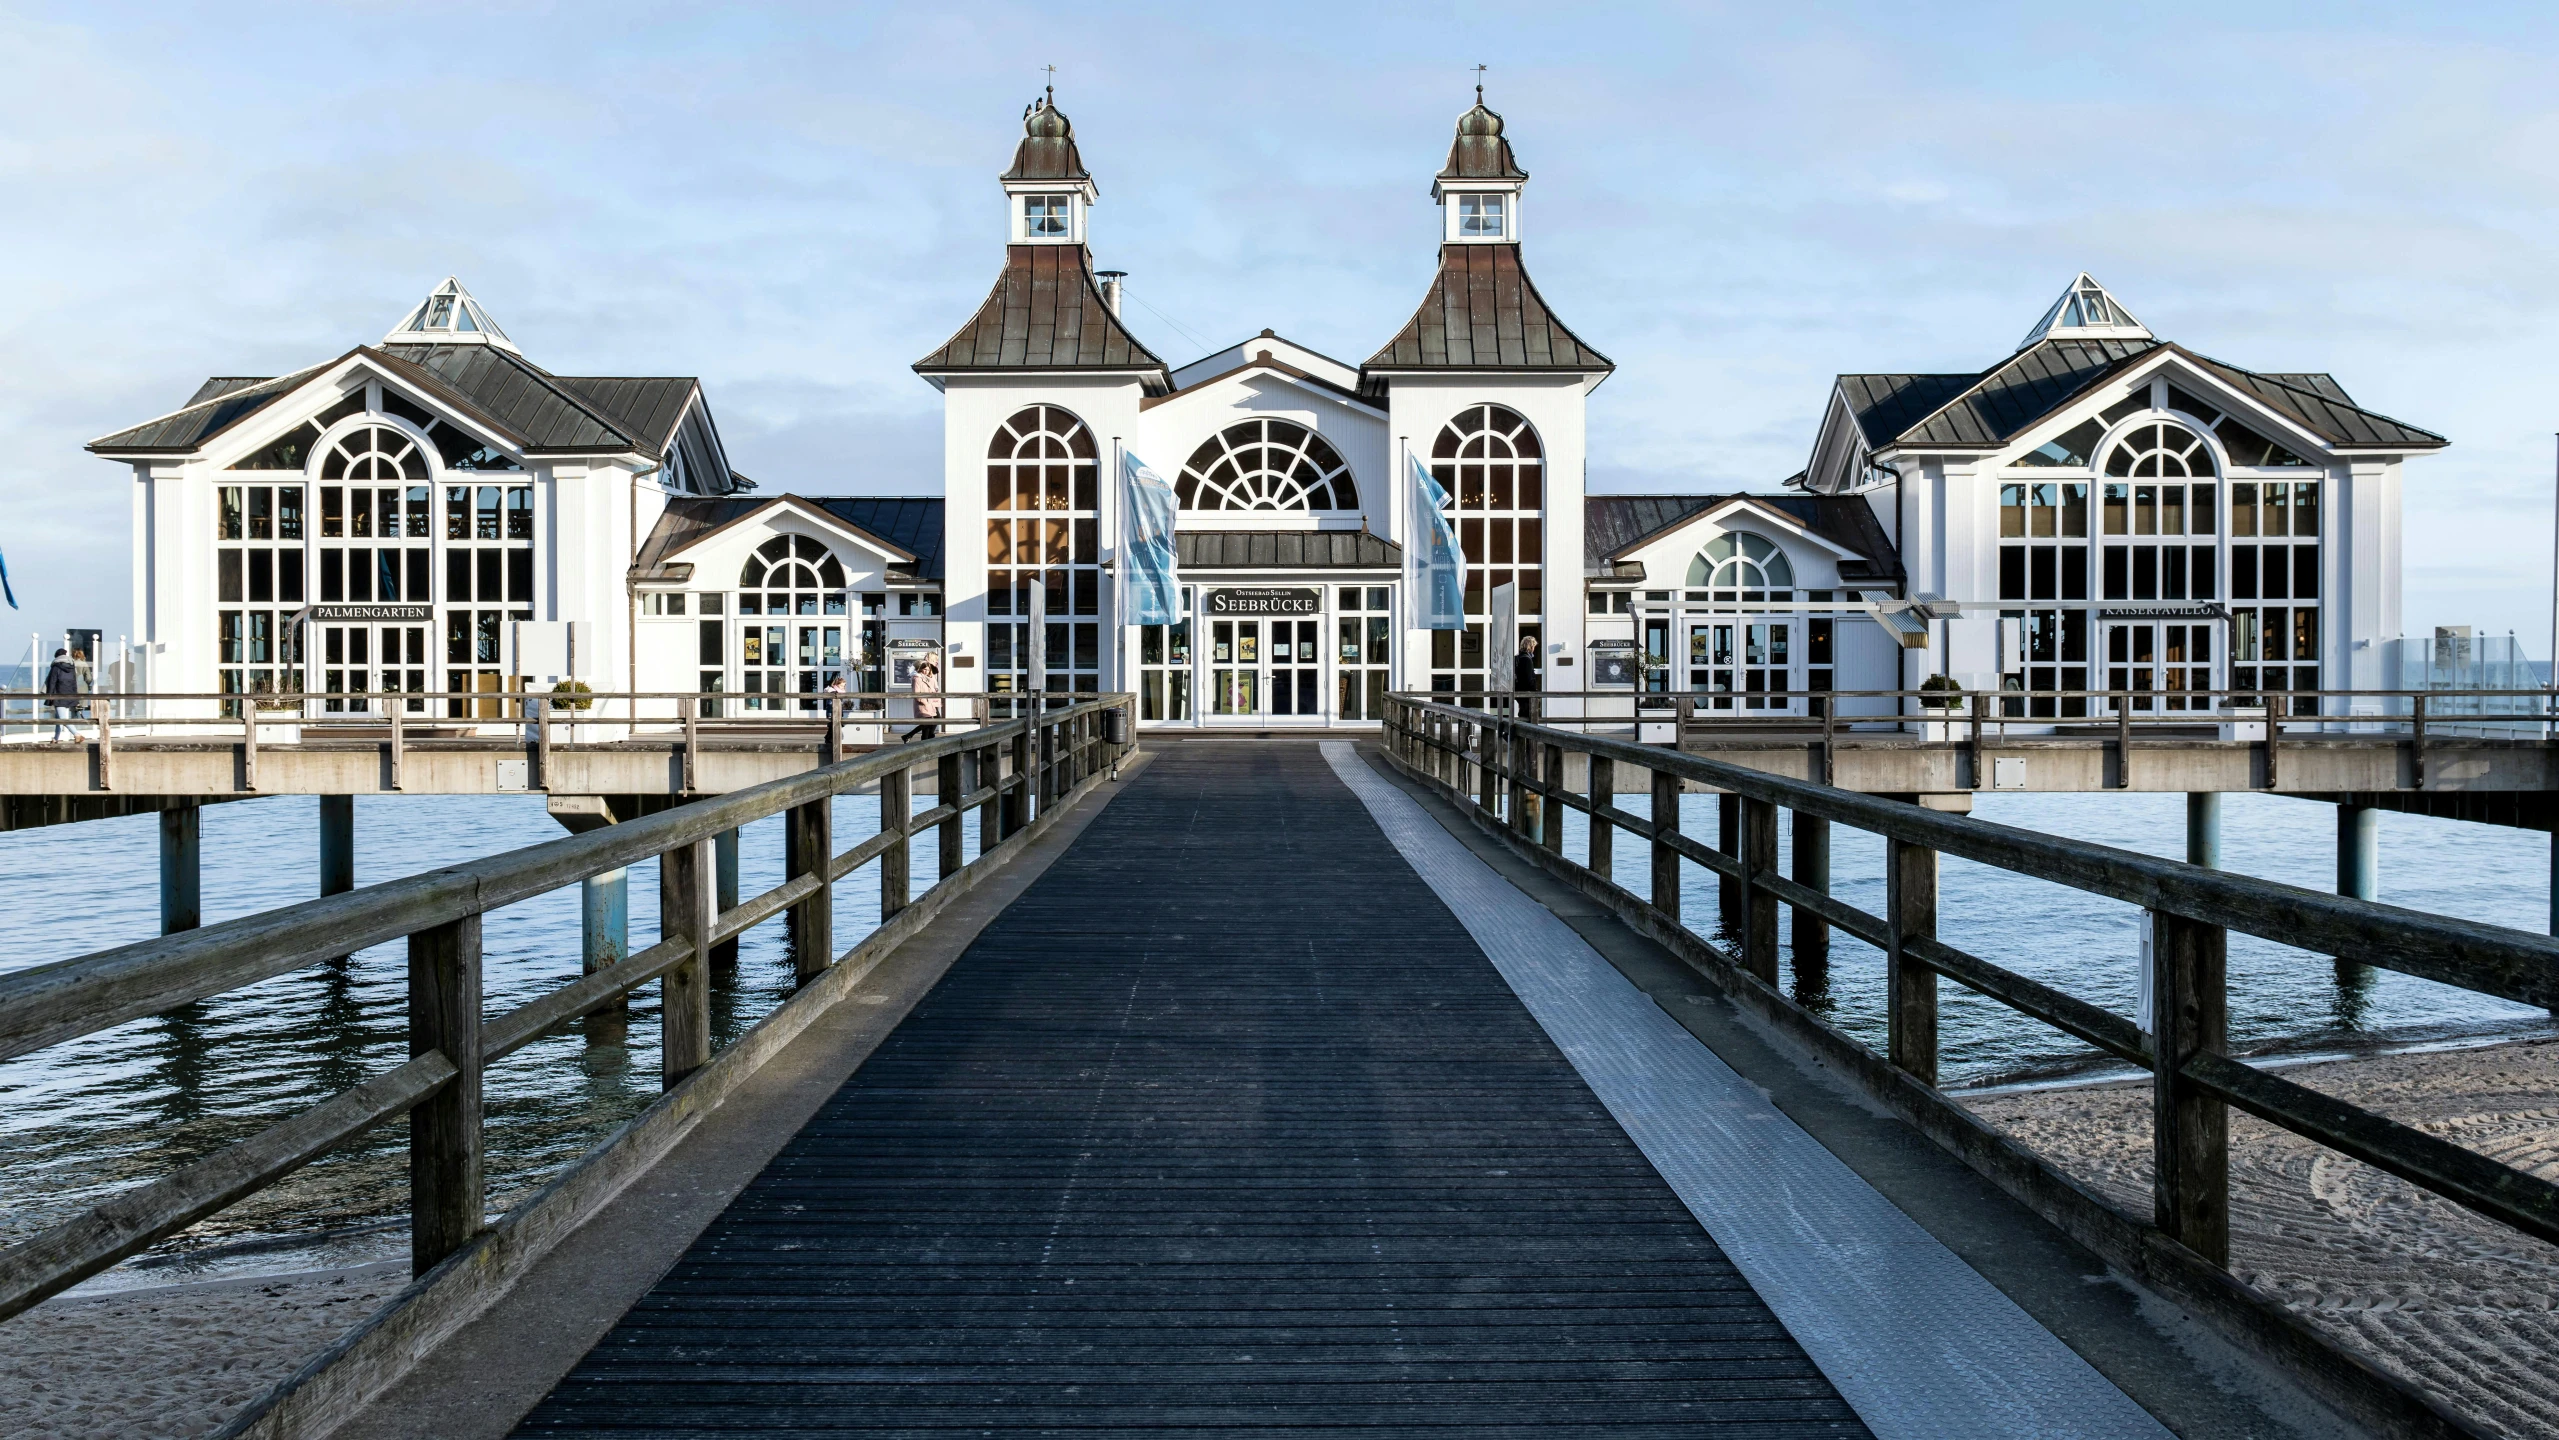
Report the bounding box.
[1474,63,1487,102]
[1044,63,1057,103]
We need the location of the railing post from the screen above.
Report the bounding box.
[387,702,403,792]
[2115,697,2132,790]
[1477,718,1498,816]
[1508,724,1531,838]
[1820,697,1837,786]
[787,796,832,985]
[1740,796,1778,984]
[1650,765,1681,922]
[1886,836,1938,1086]
[938,750,964,883]
[95,709,112,790]
[1716,792,1741,936]
[1540,741,1565,855]
[882,764,912,922]
[2152,908,2231,1266]
[978,741,1002,850]
[680,695,699,794]
[1005,726,1030,839]
[534,696,552,790]
[1970,692,1988,790]
[659,836,713,1089]
[242,704,259,792]
[1791,813,1830,975]
[2411,693,2428,789]
[1588,753,1614,880]
[408,913,483,1276]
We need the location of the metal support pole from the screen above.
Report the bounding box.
[711,828,741,968]
[1717,791,1741,936]
[581,868,630,1017]
[1886,836,1938,1087]
[2186,792,2221,870]
[1791,813,1830,975]
[2152,908,2231,1267]
[408,913,483,1276]
[2338,803,2378,902]
[159,803,201,936]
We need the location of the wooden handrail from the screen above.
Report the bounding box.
[0,694,1137,1323]
[1379,692,2559,1280]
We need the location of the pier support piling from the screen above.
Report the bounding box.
[319,795,354,964]
[711,828,740,969]
[2338,803,2378,902]
[1717,792,1741,937]
[1792,813,1831,986]
[582,868,629,999]
[159,803,200,936]
[2185,792,2221,870]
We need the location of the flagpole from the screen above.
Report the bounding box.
[1113,437,1125,706]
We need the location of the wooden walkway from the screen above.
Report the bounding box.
[513,744,1867,1437]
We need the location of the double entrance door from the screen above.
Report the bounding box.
[1209,618,1321,721]
[739,620,846,710]
[318,622,428,714]
[2104,620,2218,711]
[1687,619,1795,712]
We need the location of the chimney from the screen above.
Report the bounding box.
[1095,269,1125,316]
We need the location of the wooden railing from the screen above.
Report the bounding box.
[0,694,1135,1324]
[1382,691,2559,1432]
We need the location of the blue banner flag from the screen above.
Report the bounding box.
[1120,449,1180,627]
[1407,452,1465,629]
[0,545,16,609]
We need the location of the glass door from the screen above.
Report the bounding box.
[319,623,426,714]
[1689,618,1796,712]
[1210,619,1261,720]
[2106,621,2216,712]
[1268,619,1321,718]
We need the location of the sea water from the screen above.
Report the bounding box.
[0,782,2548,1283]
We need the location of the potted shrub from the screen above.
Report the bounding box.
[548,680,595,712]
[1918,674,1964,709]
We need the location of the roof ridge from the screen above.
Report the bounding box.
[87,359,338,450]
[1886,338,2155,447]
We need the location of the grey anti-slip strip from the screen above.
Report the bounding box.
[1320,743,2172,1440]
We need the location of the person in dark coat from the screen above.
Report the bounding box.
[1512,636,1541,722]
[44,648,81,742]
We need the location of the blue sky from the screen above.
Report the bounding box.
[4,1,2556,663]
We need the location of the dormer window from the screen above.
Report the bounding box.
[1024,194,1072,238]
[1457,193,1506,238]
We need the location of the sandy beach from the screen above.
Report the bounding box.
[1966,1037,2559,1440]
[0,1263,406,1440]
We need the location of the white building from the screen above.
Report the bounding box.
[91,95,2442,733]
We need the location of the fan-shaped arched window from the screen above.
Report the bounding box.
[2103,422,2216,478]
[1176,420,1357,511]
[740,533,847,604]
[1686,533,1795,591]
[319,425,425,482]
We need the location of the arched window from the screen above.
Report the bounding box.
[984,405,1102,707]
[740,533,848,605]
[1425,404,1546,694]
[319,425,424,482]
[1176,419,1357,510]
[1686,533,1794,591]
[2103,422,2215,478]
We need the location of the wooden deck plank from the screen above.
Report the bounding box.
[512,745,1868,1437]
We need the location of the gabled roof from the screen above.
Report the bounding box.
[1362,244,1613,379]
[1176,529,1402,571]
[913,245,1168,380]
[1839,338,2444,454]
[375,344,701,455]
[638,497,947,582]
[186,377,279,407]
[1584,493,1901,585]
[89,364,332,453]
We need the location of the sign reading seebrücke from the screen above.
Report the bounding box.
[1205,588,1322,618]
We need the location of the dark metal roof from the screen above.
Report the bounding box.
[1177,530,1403,570]
[2187,355,2445,449]
[90,365,329,453]
[1362,244,1612,377]
[638,497,947,582]
[1839,340,2443,454]
[376,344,673,454]
[914,246,1167,377]
[1583,494,1901,585]
[186,377,276,406]
[1001,96,1090,184]
[1439,100,1527,181]
[556,377,700,451]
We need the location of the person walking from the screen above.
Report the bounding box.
[1511,635,1542,723]
[44,647,81,742]
[906,657,943,741]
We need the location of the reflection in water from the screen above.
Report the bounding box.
[2334,960,2376,1031]
[1791,944,1834,1016]
[0,790,957,1280]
